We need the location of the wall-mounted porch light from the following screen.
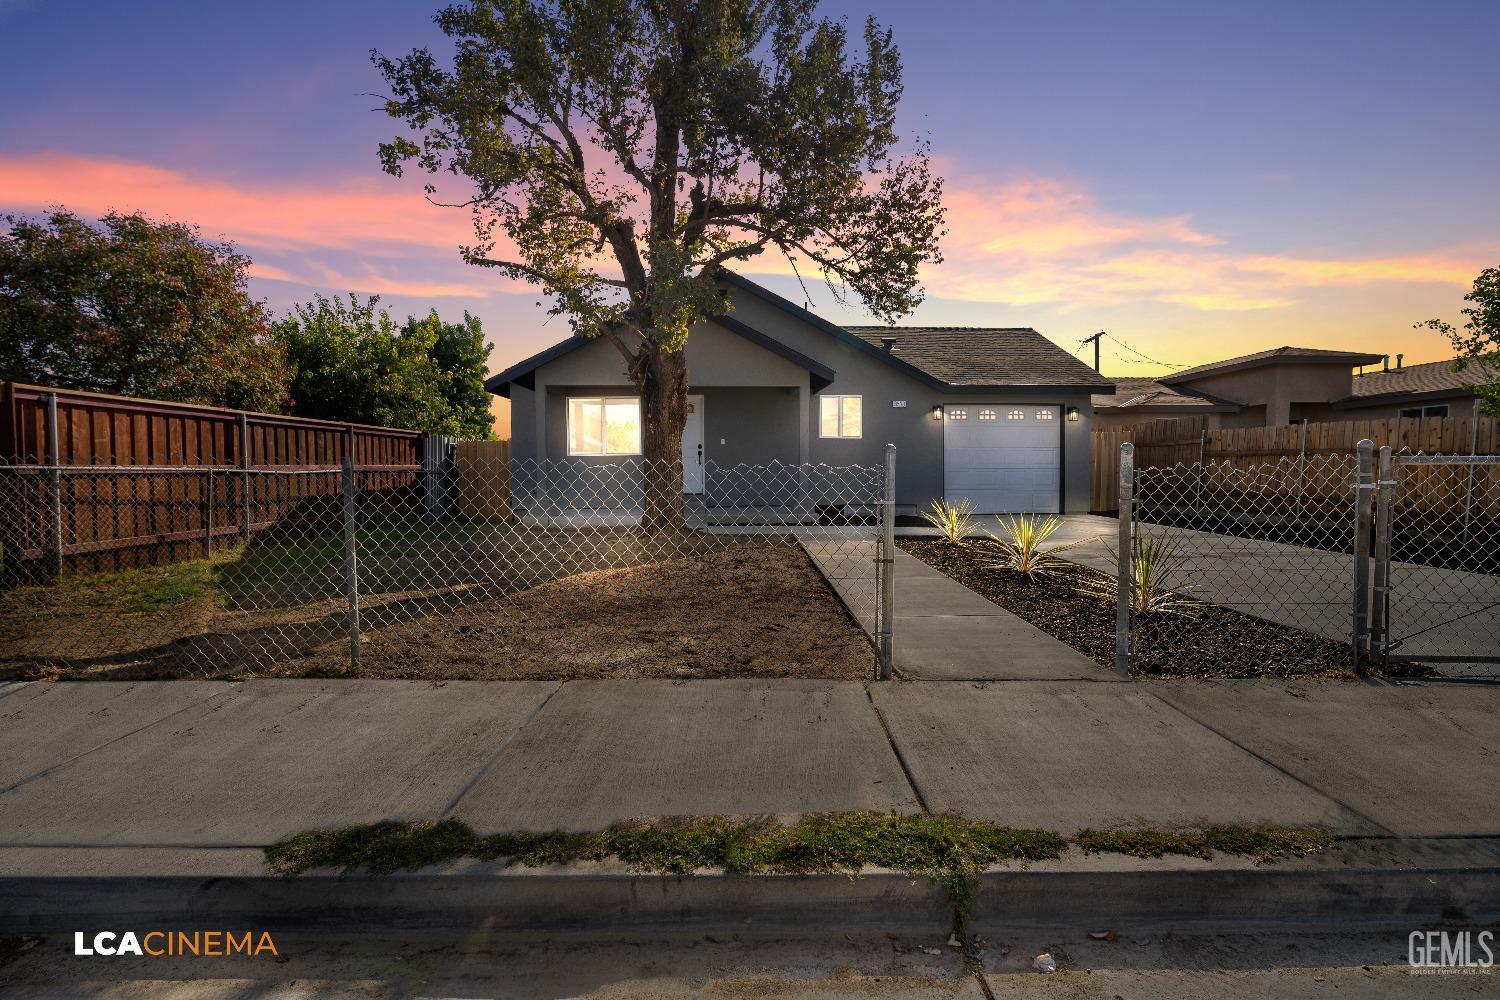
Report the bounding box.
[1065,406,1081,422]
[931,405,944,421]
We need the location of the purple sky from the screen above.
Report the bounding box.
[3,0,1497,433]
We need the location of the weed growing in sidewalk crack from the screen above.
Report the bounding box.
[1073,824,1335,863]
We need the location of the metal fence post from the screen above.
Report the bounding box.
[1462,397,1481,546]
[1370,445,1394,665]
[45,392,63,578]
[1352,438,1374,672]
[203,467,214,558]
[877,443,896,681]
[1115,442,1135,677]
[237,412,251,546]
[342,459,361,670]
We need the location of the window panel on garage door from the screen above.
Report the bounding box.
[943,405,1060,513]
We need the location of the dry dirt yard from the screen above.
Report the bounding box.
[0,544,875,681]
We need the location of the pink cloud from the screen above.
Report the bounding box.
[0,152,473,255]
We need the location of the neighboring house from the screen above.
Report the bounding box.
[1092,347,1490,429]
[485,272,1112,514]
[1336,358,1495,421]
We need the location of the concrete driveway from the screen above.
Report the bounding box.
[899,514,1500,671]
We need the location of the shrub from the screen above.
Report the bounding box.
[984,513,1089,581]
[919,497,983,545]
[1079,527,1196,615]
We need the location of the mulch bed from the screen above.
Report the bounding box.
[899,537,1363,679]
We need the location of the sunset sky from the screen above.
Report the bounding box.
[3,0,1497,436]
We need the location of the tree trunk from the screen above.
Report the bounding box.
[633,343,689,532]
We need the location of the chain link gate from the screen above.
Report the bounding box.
[1371,451,1500,676]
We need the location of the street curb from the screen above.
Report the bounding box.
[0,867,951,935]
[3,839,1498,935]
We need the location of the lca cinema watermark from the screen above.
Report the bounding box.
[1407,929,1494,975]
[73,929,279,958]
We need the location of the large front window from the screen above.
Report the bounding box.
[819,394,862,438]
[567,396,641,456]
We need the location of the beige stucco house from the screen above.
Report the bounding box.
[1093,347,1491,429]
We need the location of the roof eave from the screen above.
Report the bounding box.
[1334,386,1480,408]
[1160,351,1386,385]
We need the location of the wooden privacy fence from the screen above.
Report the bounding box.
[0,382,425,580]
[455,438,513,520]
[1092,412,1500,511]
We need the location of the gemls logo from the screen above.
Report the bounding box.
[74,930,279,958]
[1408,931,1494,973]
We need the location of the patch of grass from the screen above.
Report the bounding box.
[1074,824,1335,864]
[265,813,1067,878]
[265,814,1332,879]
[121,559,220,612]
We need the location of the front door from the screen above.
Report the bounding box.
[681,394,705,494]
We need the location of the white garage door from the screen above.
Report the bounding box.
[943,405,1060,513]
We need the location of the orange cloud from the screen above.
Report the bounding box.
[921,175,1485,312]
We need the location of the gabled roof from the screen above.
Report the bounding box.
[1159,346,1385,385]
[1091,377,1242,412]
[1336,357,1494,406]
[485,271,1113,397]
[482,314,835,397]
[720,270,1111,391]
[843,326,1113,389]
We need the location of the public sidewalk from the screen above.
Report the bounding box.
[1,677,1496,865]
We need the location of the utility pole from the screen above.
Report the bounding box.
[1080,330,1105,372]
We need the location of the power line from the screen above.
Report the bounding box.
[1102,332,1186,370]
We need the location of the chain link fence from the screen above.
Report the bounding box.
[0,455,894,680]
[1374,453,1500,674]
[1116,442,1500,678]
[1121,450,1361,675]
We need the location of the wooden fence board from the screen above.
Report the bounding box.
[456,439,512,520]
[1092,414,1500,512]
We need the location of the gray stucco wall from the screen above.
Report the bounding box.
[502,284,1097,512]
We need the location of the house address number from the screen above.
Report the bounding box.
[892,400,907,408]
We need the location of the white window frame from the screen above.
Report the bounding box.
[1399,404,1449,419]
[819,394,863,439]
[566,395,642,456]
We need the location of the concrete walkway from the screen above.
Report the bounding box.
[888,549,1117,681]
[1,678,1496,863]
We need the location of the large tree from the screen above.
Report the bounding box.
[374,0,945,525]
[0,209,290,411]
[273,294,495,436]
[1415,266,1500,415]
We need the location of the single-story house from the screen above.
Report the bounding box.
[485,272,1112,514]
[1092,347,1490,429]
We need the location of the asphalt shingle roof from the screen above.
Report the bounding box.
[1091,377,1242,411]
[1160,346,1384,384]
[1347,358,1495,400]
[844,326,1112,389]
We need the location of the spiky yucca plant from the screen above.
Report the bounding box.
[1079,528,1196,615]
[983,513,1090,581]
[920,497,982,545]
